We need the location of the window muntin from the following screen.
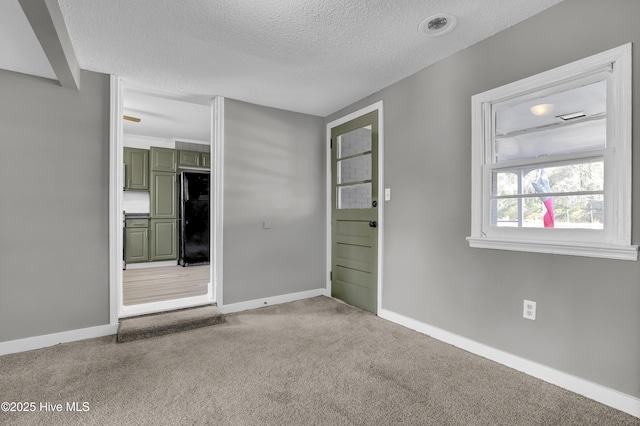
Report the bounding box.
[468,43,636,260]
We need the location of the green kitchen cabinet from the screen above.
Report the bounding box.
[179,150,201,167]
[150,147,177,172]
[124,219,149,263]
[149,146,178,259]
[124,148,149,191]
[179,150,210,169]
[201,152,211,168]
[150,171,177,219]
[150,219,178,261]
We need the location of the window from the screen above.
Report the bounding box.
[467,43,637,260]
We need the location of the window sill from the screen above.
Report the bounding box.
[466,236,638,261]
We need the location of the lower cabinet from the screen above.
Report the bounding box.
[150,219,178,261]
[124,219,149,263]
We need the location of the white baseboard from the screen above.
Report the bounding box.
[378,308,640,419]
[220,288,329,314]
[0,289,330,356]
[0,324,119,356]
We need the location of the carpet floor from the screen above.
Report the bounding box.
[1,296,638,425]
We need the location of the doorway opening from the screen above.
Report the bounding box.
[110,78,224,320]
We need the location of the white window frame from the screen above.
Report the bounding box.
[467,43,637,261]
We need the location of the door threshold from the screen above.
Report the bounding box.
[118,305,224,343]
[119,294,215,319]
[125,260,178,270]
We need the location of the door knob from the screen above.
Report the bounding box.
[369,221,377,228]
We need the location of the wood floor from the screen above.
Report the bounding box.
[123,265,209,306]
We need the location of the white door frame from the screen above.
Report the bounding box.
[108,77,224,321]
[325,101,384,314]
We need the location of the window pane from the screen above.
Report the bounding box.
[493,198,520,227]
[495,80,606,135]
[493,195,603,229]
[494,80,606,163]
[494,171,519,196]
[522,162,603,195]
[495,119,606,162]
[338,126,372,159]
[338,183,371,209]
[338,154,371,184]
[493,160,604,196]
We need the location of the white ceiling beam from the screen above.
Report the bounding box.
[18,0,80,90]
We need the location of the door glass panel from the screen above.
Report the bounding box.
[338,154,371,184]
[338,183,371,209]
[338,126,372,159]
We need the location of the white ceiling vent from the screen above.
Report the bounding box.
[419,14,457,37]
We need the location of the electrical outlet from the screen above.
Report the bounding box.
[523,300,536,320]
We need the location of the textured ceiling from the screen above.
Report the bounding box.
[57,0,563,117]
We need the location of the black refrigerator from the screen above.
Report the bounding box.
[179,171,210,266]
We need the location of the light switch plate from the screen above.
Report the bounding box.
[384,188,391,201]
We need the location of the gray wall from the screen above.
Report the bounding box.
[0,70,111,342]
[223,99,325,304]
[326,0,640,398]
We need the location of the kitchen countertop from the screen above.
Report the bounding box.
[124,212,150,219]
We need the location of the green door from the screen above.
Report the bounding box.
[331,110,379,313]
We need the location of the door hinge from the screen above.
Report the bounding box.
[330,138,333,149]
[330,271,332,281]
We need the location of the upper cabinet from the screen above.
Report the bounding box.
[178,150,210,169]
[151,147,178,172]
[179,150,200,167]
[201,152,211,168]
[124,148,149,191]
